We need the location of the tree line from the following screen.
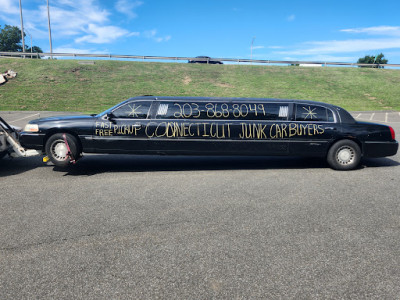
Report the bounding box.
[0,25,43,57]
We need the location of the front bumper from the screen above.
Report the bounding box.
[363,140,399,158]
[19,132,46,150]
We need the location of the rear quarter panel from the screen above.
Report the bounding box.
[341,121,398,157]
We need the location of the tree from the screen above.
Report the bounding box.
[26,46,43,58]
[0,24,43,57]
[357,53,388,68]
[0,25,23,52]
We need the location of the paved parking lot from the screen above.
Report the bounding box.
[1,111,399,299]
[351,111,400,123]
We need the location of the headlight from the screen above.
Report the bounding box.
[24,124,39,132]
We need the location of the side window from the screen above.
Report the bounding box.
[156,101,289,121]
[227,102,288,120]
[112,101,151,119]
[156,102,184,119]
[327,109,335,122]
[295,104,331,122]
[261,103,289,121]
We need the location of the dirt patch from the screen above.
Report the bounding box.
[214,82,233,88]
[41,75,58,83]
[183,75,192,85]
[364,93,377,100]
[72,68,81,76]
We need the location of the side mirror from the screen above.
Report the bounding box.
[105,113,117,123]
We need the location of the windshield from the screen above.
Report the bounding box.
[96,99,130,117]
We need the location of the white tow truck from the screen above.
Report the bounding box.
[0,116,42,159]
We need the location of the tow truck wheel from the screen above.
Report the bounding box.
[45,133,80,167]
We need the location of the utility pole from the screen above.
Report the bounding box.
[47,0,53,59]
[19,0,25,53]
[250,36,256,64]
[27,31,32,58]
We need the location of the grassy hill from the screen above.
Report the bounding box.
[1,57,399,113]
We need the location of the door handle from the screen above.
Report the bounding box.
[325,127,337,130]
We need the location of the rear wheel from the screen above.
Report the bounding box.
[45,133,80,167]
[327,139,361,170]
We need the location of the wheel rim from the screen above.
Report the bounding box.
[50,139,68,161]
[336,146,355,165]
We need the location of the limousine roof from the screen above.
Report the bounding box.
[113,96,355,123]
[127,95,336,107]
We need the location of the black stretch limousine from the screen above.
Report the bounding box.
[19,96,398,170]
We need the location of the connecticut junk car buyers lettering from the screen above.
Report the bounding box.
[95,122,325,139]
[95,102,325,139]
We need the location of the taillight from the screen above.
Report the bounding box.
[389,126,395,140]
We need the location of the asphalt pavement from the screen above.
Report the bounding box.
[0,111,399,299]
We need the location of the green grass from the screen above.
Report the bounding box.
[1,57,400,113]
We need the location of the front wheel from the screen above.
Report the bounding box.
[45,133,80,167]
[327,139,361,170]
[0,151,7,160]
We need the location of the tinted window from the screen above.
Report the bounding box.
[295,104,333,122]
[327,109,335,122]
[112,101,151,119]
[156,101,289,121]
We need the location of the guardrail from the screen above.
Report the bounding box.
[1,51,400,68]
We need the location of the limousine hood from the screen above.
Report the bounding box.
[28,115,94,124]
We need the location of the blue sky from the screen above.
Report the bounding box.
[1,0,400,63]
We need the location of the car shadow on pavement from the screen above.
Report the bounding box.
[52,155,327,176]
[1,155,398,177]
[49,154,400,176]
[0,156,49,177]
[361,157,400,168]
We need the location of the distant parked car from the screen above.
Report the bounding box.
[188,56,223,64]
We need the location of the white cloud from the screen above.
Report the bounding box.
[155,35,171,42]
[275,25,400,61]
[252,46,265,50]
[37,1,110,37]
[52,47,99,54]
[287,14,295,22]
[341,26,400,36]
[75,24,130,44]
[0,0,19,15]
[0,0,170,48]
[144,29,157,38]
[278,38,400,56]
[115,0,143,18]
[271,25,400,62]
[127,32,140,37]
[287,55,357,62]
[144,29,171,42]
[0,0,20,25]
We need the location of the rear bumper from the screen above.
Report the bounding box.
[363,140,398,157]
[19,132,46,150]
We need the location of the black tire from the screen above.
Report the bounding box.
[0,151,7,159]
[327,139,361,170]
[45,133,80,167]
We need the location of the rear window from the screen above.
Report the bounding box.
[295,104,334,122]
[156,101,289,121]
